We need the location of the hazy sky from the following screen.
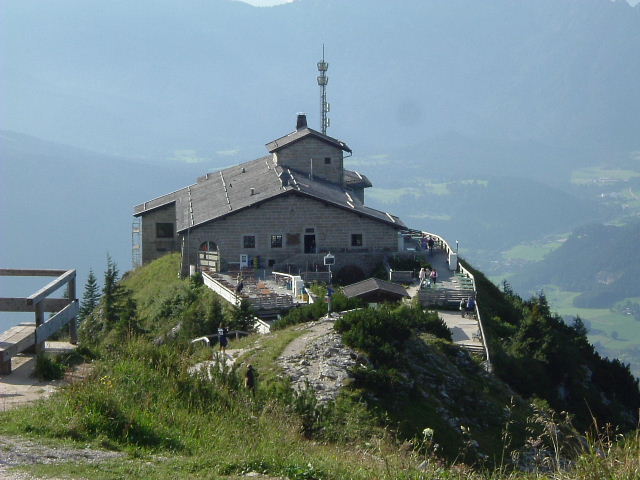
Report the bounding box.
[236,0,639,5]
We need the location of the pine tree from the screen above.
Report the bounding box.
[103,254,122,326]
[78,269,100,324]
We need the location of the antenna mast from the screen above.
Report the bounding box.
[317,45,329,134]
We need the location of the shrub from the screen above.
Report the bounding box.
[33,354,65,381]
[334,304,450,367]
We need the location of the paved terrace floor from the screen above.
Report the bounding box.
[213,270,307,305]
[405,248,484,353]
[211,249,484,354]
[0,341,76,411]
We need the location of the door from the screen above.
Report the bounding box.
[304,234,316,254]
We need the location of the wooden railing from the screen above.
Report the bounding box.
[0,269,79,374]
[202,271,241,306]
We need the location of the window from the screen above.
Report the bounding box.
[199,241,217,252]
[156,223,174,238]
[243,235,256,248]
[324,157,331,165]
[270,235,283,248]
[351,233,363,247]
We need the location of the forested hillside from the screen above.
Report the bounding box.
[509,222,640,308]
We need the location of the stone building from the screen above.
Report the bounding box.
[133,114,406,278]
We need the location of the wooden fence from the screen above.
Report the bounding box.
[0,269,79,374]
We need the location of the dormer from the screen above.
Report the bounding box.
[266,114,352,186]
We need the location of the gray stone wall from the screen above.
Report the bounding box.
[180,193,399,275]
[140,204,178,264]
[275,137,344,185]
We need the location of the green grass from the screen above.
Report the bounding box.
[236,327,307,386]
[121,253,183,322]
[503,239,565,263]
[570,166,640,185]
[0,337,430,480]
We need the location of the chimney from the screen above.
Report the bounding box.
[250,187,255,196]
[296,113,307,130]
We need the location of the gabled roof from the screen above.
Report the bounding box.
[344,169,373,189]
[342,278,410,299]
[284,169,404,227]
[134,156,405,232]
[266,127,352,153]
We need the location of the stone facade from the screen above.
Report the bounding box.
[274,137,344,185]
[140,203,179,264]
[180,192,399,275]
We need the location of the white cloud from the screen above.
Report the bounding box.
[216,148,240,157]
[170,150,207,164]
[233,0,296,7]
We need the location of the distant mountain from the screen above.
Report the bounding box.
[0,131,207,301]
[509,222,640,308]
[362,172,605,254]
[1,0,638,167]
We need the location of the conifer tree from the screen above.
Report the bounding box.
[78,269,100,324]
[103,255,124,326]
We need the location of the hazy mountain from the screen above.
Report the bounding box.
[509,222,640,308]
[1,0,638,166]
[0,130,206,330]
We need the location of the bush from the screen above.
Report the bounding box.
[335,304,450,367]
[272,292,362,330]
[33,354,65,381]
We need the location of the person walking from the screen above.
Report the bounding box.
[418,267,426,288]
[427,236,435,254]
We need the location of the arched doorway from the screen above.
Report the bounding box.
[198,241,220,272]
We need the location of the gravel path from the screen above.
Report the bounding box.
[0,435,124,479]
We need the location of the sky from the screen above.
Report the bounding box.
[235,0,640,5]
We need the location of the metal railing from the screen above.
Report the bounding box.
[419,232,492,371]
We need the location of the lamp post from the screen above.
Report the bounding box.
[324,253,335,314]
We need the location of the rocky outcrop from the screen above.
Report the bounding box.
[278,316,361,404]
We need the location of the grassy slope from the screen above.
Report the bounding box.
[0,255,638,479]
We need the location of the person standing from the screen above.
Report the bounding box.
[427,236,435,254]
[218,324,229,355]
[244,364,256,395]
[430,269,438,284]
[418,267,426,288]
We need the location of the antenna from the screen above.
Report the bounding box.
[317,44,329,134]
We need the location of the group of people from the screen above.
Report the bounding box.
[420,234,436,253]
[418,267,438,288]
[460,296,476,318]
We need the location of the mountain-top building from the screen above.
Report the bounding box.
[133,114,407,278]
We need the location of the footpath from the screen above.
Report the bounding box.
[406,249,485,355]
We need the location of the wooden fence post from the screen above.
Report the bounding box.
[35,301,45,354]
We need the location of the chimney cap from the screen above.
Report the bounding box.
[296,113,307,130]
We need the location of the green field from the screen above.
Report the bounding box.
[503,238,566,263]
[570,166,640,185]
